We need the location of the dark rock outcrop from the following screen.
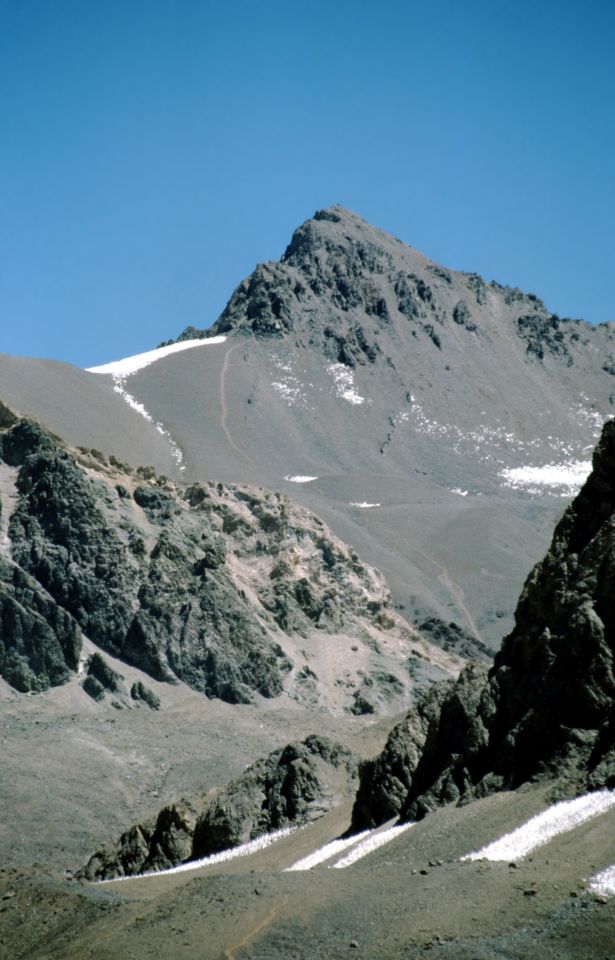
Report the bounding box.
[130,680,161,709]
[81,799,198,880]
[0,416,446,709]
[82,653,126,702]
[192,735,356,858]
[81,735,356,880]
[0,557,81,692]
[353,419,615,825]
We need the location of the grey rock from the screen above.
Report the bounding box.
[81,735,356,879]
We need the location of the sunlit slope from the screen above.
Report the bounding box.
[0,353,179,476]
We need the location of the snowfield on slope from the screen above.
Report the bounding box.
[285,830,372,872]
[97,825,298,884]
[498,460,592,497]
[589,864,615,898]
[461,790,615,862]
[332,822,414,869]
[86,337,227,470]
[87,336,227,377]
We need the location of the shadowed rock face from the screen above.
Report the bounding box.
[0,415,456,710]
[353,420,615,827]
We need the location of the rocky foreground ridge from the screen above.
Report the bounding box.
[353,419,615,829]
[81,735,357,880]
[0,406,457,713]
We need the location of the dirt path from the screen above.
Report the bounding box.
[220,344,256,468]
[223,906,279,959]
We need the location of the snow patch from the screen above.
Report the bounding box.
[111,380,185,471]
[331,822,414,869]
[285,830,372,872]
[270,354,310,407]
[97,826,298,884]
[327,363,370,406]
[87,337,227,377]
[462,790,615,863]
[499,460,591,497]
[450,488,468,497]
[285,475,318,484]
[350,502,381,509]
[589,864,615,898]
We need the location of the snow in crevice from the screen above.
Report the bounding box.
[461,790,615,862]
[284,475,319,483]
[349,501,381,509]
[327,363,371,406]
[331,822,414,868]
[96,825,299,884]
[285,830,372,872]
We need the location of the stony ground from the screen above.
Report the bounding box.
[1,782,614,959]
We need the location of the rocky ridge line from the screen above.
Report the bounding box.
[171,206,615,374]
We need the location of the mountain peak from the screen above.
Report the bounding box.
[173,207,566,357]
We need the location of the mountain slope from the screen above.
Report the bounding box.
[97,206,615,650]
[353,418,615,829]
[5,208,613,651]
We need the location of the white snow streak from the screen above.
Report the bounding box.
[499,460,591,497]
[327,363,370,405]
[87,336,227,376]
[86,340,228,471]
[285,475,319,484]
[285,830,372,872]
[450,488,469,497]
[332,822,414,869]
[589,864,615,898]
[97,826,298,884]
[350,501,381,509]
[462,790,615,862]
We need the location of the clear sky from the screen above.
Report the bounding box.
[1,0,614,368]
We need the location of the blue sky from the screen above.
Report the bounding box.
[1,0,614,367]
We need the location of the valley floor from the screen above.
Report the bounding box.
[2,777,615,959]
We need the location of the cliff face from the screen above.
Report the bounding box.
[0,415,458,711]
[353,420,615,828]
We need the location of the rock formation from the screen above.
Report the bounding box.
[0,413,457,711]
[81,735,356,880]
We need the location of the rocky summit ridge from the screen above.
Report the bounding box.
[177,204,615,371]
